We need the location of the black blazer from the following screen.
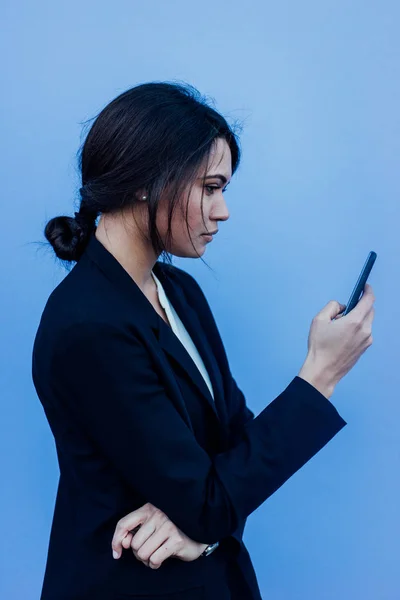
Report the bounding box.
[32,232,346,600]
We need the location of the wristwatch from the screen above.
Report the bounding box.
[201,541,219,557]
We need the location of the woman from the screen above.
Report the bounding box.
[32,81,375,600]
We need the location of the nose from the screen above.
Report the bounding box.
[211,195,230,223]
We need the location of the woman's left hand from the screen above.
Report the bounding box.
[111,502,208,569]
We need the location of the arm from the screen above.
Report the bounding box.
[50,321,346,545]
[228,375,255,445]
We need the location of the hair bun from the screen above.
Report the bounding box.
[44,214,91,262]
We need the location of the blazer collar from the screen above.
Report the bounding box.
[83,232,228,431]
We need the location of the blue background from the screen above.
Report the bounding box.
[1,1,398,598]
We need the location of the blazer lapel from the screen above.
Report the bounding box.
[84,233,228,435]
[153,264,228,429]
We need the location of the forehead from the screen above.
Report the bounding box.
[206,138,232,179]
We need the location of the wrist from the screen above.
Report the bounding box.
[298,357,337,400]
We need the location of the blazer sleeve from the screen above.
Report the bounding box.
[228,376,255,445]
[50,321,346,545]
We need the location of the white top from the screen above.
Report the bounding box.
[151,270,215,402]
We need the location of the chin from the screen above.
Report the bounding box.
[171,244,206,258]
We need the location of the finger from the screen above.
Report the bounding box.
[111,511,146,558]
[332,306,346,321]
[322,300,345,320]
[352,284,375,320]
[147,539,176,570]
[131,510,169,552]
[134,526,170,566]
[130,521,156,552]
[121,524,142,552]
[122,532,133,550]
[363,304,375,328]
[355,295,375,325]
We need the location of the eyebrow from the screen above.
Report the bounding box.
[202,174,230,184]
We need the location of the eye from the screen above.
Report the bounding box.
[205,185,229,195]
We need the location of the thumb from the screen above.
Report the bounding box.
[320,300,346,320]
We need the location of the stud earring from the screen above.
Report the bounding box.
[141,195,147,201]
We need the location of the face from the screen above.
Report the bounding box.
[157,137,232,258]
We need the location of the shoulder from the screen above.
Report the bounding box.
[157,261,198,285]
[43,252,132,315]
[156,261,207,302]
[33,262,129,354]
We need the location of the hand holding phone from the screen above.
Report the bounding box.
[299,252,377,397]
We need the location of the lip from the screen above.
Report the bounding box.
[202,230,218,236]
[203,234,213,241]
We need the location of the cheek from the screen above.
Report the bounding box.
[177,201,204,234]
[188,195,207,227]
[157,192,207,245]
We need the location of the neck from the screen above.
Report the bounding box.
[95,211,159,293]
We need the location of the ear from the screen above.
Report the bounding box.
[135,189,148,202]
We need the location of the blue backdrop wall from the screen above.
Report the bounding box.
[1,1,398,598]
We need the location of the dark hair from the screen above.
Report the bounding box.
[44,80,243,264]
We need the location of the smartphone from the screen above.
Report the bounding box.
[341,251,377,316]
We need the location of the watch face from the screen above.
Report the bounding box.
[203,542,219,556]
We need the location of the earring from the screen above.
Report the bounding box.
[142,196,147,200]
